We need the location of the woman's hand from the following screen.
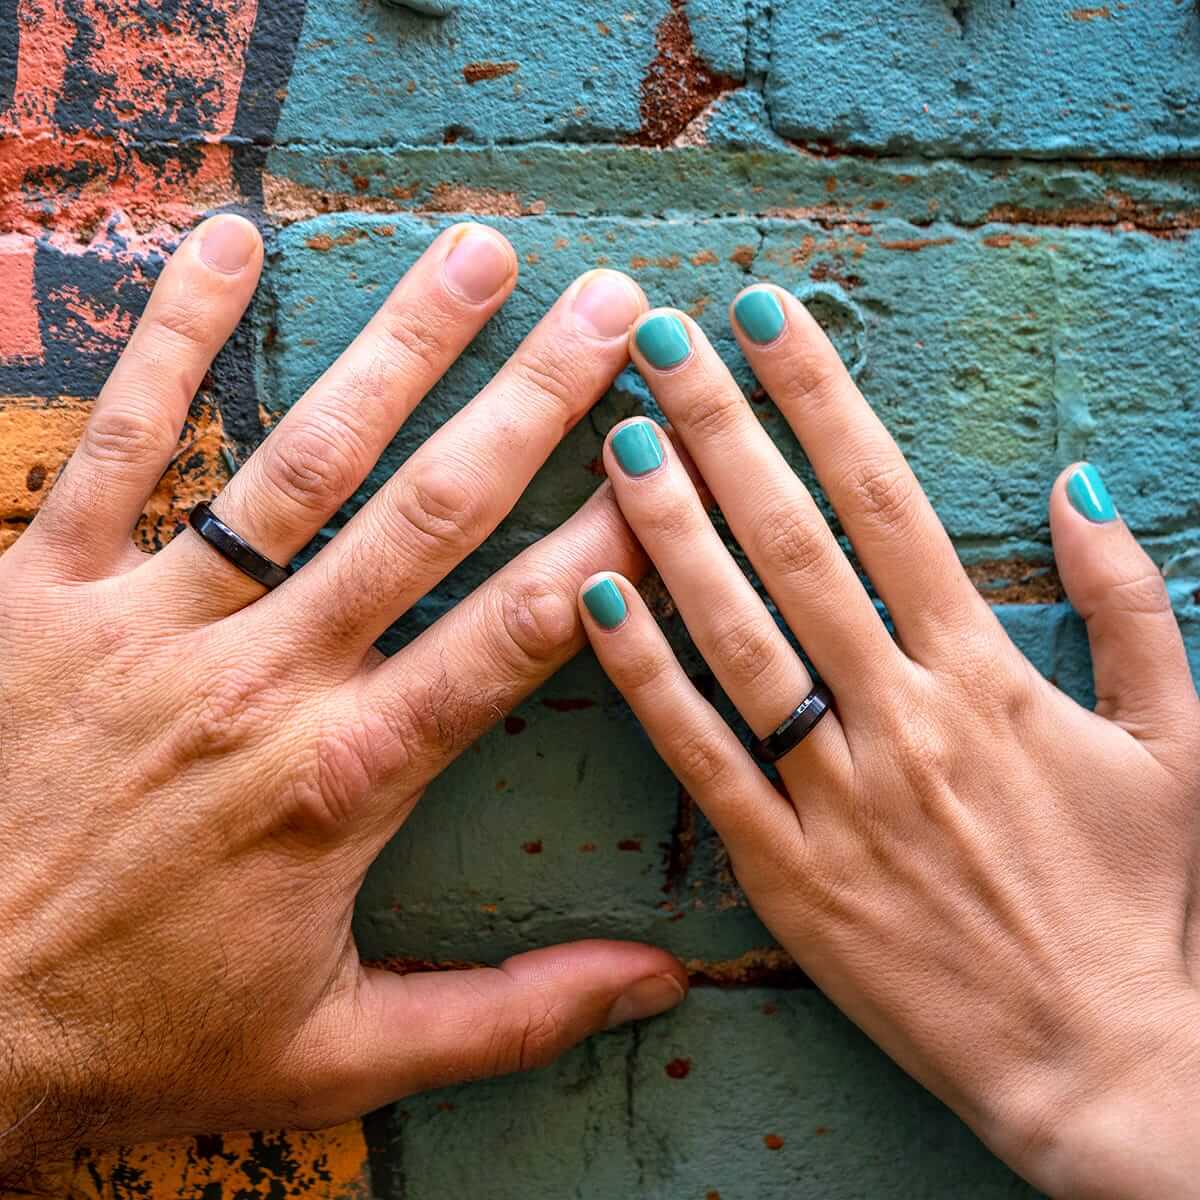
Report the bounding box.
[0,215,688,1181]
[577,292,1200,1198]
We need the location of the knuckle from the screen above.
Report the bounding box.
[511,345,581,426]
[1102,568,1172,620]
[781,341,852,414]
[490,577,579,674]
[189,663,276,755]
[673,725,730,790]
[510,993,568,1072]
[751,505,831,580]
[146,295,214,352]
[615,646,672,694]
[677,387,742,441]
[82,405,175,469]
[258,417,365,517]
[841,459,918,537]
[638,495,695,545]
[278,719,376,837]
[388,462,486,559]
[377,302,455,374]
[708,616,778,690]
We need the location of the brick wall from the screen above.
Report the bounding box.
[2,2,1198,1195]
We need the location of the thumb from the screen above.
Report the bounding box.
[1050,462,1196,739]
[315,941,686,1115]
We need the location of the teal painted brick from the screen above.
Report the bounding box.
[266,214,1200,574]
[275,0,662,147]
[768,1,1200,156]
[265,143,1200,228]
[380,990,1040,1197]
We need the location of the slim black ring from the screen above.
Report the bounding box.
[187,502,293,591]
[750,683,835,765]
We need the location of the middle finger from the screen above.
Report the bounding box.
[267,265,646,659]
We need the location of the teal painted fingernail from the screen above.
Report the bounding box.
[734,289,786,345]
[611,421,664,477]
[635,314,691,369]
[583,578,627,629]
[1067,463,1117,524]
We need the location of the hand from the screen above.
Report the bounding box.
[576,293,1200,1198]
[0,215,687,1181]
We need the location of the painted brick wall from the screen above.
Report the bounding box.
[2,2,1198,1196]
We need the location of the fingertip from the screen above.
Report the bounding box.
[441,221,518,304]
[730,283,789,349]
[580,571,632,631]
[630,307,695,372]
[195,212,263,277]
[572,268,646,340]
[1053,461,1119,527]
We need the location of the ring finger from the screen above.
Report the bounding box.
[145,222,520,617]
[625,309,904,699]
[600,416,848,767]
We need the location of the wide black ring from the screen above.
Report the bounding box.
[187,502,293,591]
[750,683,835,765]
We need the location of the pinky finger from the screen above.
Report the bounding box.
[578,572,800,859]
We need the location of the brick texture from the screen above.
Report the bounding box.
[1,1,1197,1195]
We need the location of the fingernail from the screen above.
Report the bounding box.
[611,421,664,477]
[734,288,786,345]
[635,313,691,370]
[1067,463,1117,524]
[605,973,685,1030]
[583,578,627,629]
[443,226,513,303]
[574,271,644,339]
[199,216,258,274]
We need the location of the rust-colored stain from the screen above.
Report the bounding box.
[633,0,740,146]
[617,838,643,852]
[728,244,757,269]
[521,839,544,854]
[1070,6,1112,19]
[985,199,1200,237]
[877,236,956,252]
[664,1057,692,1079]
[966,558,1064,604]
[425,182,545,216]
[463,60,520,84]
[763,1133,785,1151]
[58,1124,370,1200]
[306,229,368,251]
[981,233,1041,249]
[503,715,528,735]
[686,948,812,990]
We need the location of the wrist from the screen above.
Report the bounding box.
[993,1002,1200,1199]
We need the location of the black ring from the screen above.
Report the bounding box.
[750,683,835,765]
[187,502,293,591]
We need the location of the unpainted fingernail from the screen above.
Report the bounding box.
[443,225,513,303]
[583,578,627,629]
[573,271,643,339]
[734,288,786,345]
[1067,462,1117,524]
[605,973,686,1029]
[199,216,258,274]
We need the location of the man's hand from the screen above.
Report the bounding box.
[0,215,686,1180]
